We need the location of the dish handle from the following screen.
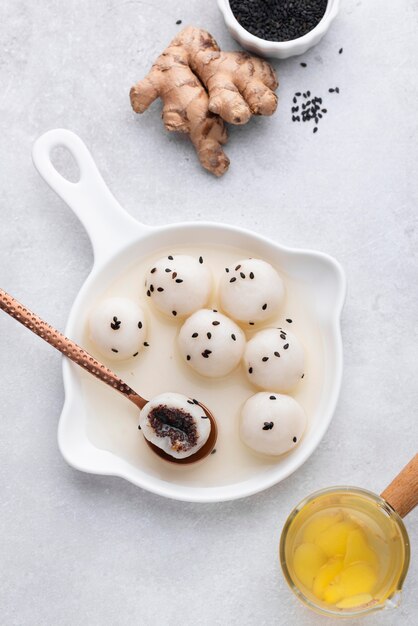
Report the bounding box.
[32,129,149,263]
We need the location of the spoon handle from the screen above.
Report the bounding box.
[0,288,147,410]
[380,453,418,518]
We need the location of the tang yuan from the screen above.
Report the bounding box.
[145,254,212,318]
[178,309,245,377]
[244,327,304,392]
[240,392,306,456]
[219,258,285,325]
[89,297,147,361]
[139,392,211,459]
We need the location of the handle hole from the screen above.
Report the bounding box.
[50,146,81,183]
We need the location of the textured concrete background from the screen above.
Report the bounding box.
[1,1,417,625]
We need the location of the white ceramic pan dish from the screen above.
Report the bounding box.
[32,129,345,503]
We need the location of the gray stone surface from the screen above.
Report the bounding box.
[1,1,417,625]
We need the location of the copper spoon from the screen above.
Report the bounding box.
[0,288,217,464]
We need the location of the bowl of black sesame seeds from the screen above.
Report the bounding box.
[218,0,340,59]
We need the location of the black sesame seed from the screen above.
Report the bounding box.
[313,127,318,134]
[157,287,164,292]
[249,322,254,326]
[269,395,276,400]
[225,267,229,273]
[168,255,173,260]
[143,342,149,347]
[192,332,198,338]
[111,348,118,353]
[165,268,171,272]
[293,436,297,443]
[329,88,335,93]
[212,309,218,313]
[175,279,183,283]
[295,92,301,97]
[335,87,340,93]
[262,421,274,430]
[172,272,177,279]
[133,352,139,357]
[249,272,254,279]
[293,97,297,104]
[300,62,307,67]
[150,284,154,292]
[138,424,141,430]
[280,333,286,340]
[146,290,151,297]
[187,400,194,405]
[231,334,236,341]
[150,267,156,273]
[262,356,269,362]
[240,272,245,279]
[199,256,203,264]
[274,351,280,357]
[230,277,237,283]
[138,321,143,329]
[211,448,216,454]
[207,332,212,339]
[249,367,253,374]
[235,264,241,270]
[193,399,199,404]
[262,303,267,310]
[286,318,293,323]
[201,415,208,419]
[110,316,121,330]
[283,343,289,349]
[212,321,220,326]
[172,310,177,316]
[301,373,305,378]
[187,355,191,361]
[176,19,182,25]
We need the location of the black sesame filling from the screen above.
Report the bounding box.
[148,404,198,452]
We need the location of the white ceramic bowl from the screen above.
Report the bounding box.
[217,0,340,59]
[32,129,345,503]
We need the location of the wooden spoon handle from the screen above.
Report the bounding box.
[380,454,418,518]
[0,288,147,410]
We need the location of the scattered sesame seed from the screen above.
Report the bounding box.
[212,321,220,326]
[231,334,236,341]
[262,303,267,310]
[111,348,118,353]
[274,351,280,357]
[240,272,245,279]
[301,373,305,378]
[138,424,141,430]
[283,343,289,349]
[313,127,318,134]
[199,256,203,264]
[133,352,139,357]
[280,333,286,340]
[329,88,335,93]
[138,321,143,329]
[262,356,269,362]
[146,290,151,297]
[202,349,212,358]
[193,399,199,404]
[300,62,307,67]
[207,332,212,339]
[212,309,218,313]
[150,267,156,273]
[157,287,164,292]
[201,415,208,419]
[176,19,182,25]
[235,264,241,270]
[211,448,216,454]
[168,255,173,260]
[187,400,194,405]
[225,267,229,273]
[293,436,297,443]
[269,395,276,400]
[249,272,254,279]
[249,322,254,326]
[144,342,149,347]
[150,284,154,292]
[172,310,177,316]
[165,268,171,272]
[172,272,177,279]
[230,277,237,283]
[175,278,183,283]
[249,367,253,374]
[335,87,340,93]
[187,355,191,361]
[263,421,274,430]
[286,318,293,323]
[192,332,198,338]
[339,47,343,54]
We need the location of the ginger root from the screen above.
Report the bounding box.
[130,27,278,176]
